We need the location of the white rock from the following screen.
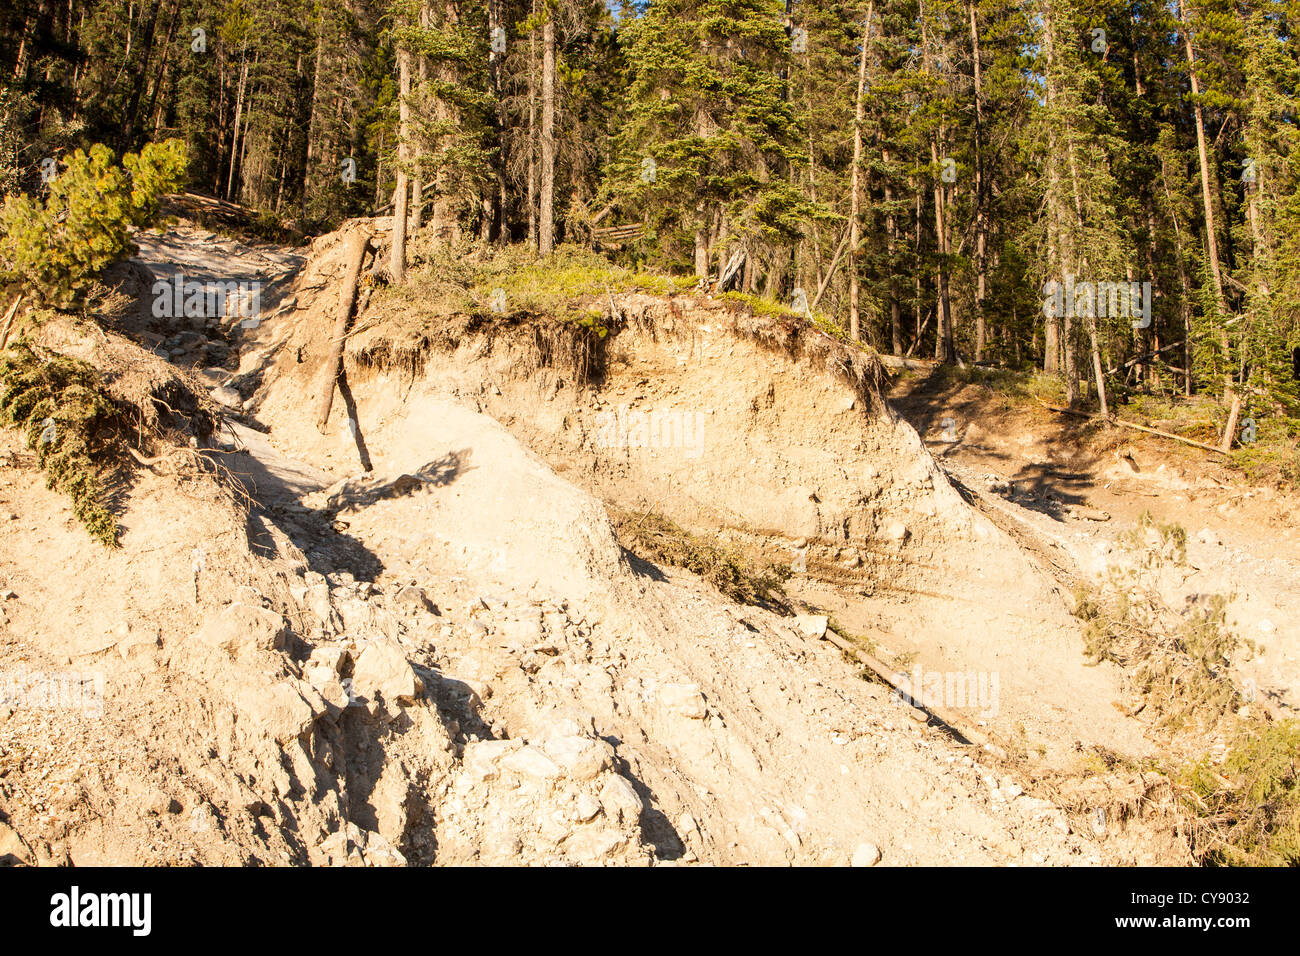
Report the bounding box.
[881,520,910,544]
[195,603,288,659]
[542,735,615,781]
[351,639,421,707]
[233,682,317,743]
[211,385,243,408]
[851,842,882,867]
[463,739,523,780]
[575,793,602,822]
[500,746,562,780]
[599,775,644,824]
[659,682,707,719]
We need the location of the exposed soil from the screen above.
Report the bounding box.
[9,219,1283,866]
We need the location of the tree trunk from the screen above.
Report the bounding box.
[316,231,372,432]
[226,46,249,200]
[847,4,873,342]
[969,0,988,361]
[411,1,430,236]
[883,145,901,354]
[538,15,556,255]
[526,4,538,249]
[1179,0,1234,402]
[390,39,412,282]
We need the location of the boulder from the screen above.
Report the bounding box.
[351,639,422,707]
[195,603,288,659]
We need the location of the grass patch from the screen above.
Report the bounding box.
[611,509,791,613]
[383,241,696,327]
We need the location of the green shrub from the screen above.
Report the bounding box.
[0,342,120,545]
[1185,721,1300,866]
[0,139,187,306]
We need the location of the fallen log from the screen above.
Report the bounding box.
[0,294,24,350]
[314,230,372,433]
[1035,398,1229,455]
[818,626,991,749]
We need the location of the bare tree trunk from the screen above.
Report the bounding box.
[487,0,506,243]
[538,14,556,255]
[226,45,249,200]
[390,40,412,282]
[411,1,430,236]
[316,231,372,432]
[1179,0,1234,402]
[848,4,873,342]
[428,2,464,244]
[969,0,988,361]
[303,11,326,208]
[884,145,902,355]
[922,2,954,363]
[526,3,538,249]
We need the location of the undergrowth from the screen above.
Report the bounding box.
[0,341,121,545]
[1071,510,1296,865]
[611,510,791,613]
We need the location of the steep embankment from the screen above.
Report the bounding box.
[246,222,1149,771]
[0,219,1184,867]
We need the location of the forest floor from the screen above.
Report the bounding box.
[4,217,1292,866]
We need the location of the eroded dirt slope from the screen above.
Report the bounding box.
[0,220,1193,866]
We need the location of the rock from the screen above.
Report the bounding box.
[1196,527,1221,546]
[563,827,627,863]
[794,614,829,638]
[543,736,615,781]
[195,603,288,659]
[308,645,348,673]
[575,793,602,822]
[351,639,422,707]
[851,842,882,867]
[599,775,643,825]
[464,739,523,781]
[196,367,229,388]
[117,626,160,660]
[659,682,707,719]
[881,520,910,544]
[0,818,32,865]
[391,585,435,613]
[211,385,243,409]
[233,682,317,743]
[502,617,543,647]
[500,746,562,780]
